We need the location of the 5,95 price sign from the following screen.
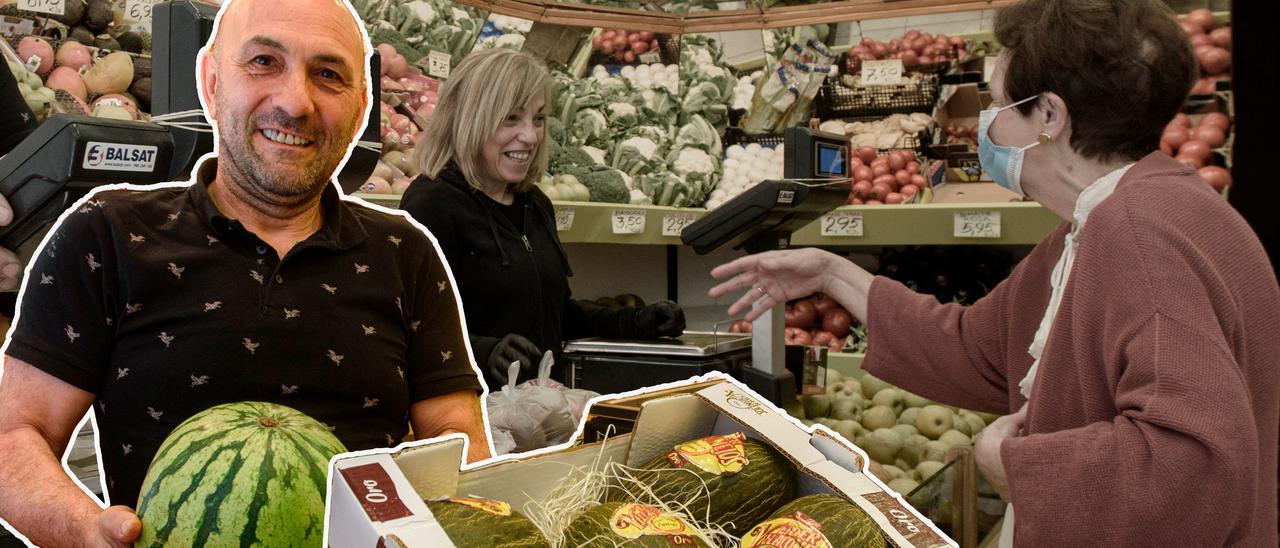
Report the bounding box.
[954,210,1001,239]
[125,0,160,24]
[661,213,698,237]
[611,209,646,234]
[554,207,575,232]
[18,0,64,16]
[820,211,863,237]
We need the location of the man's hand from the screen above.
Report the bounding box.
[0,194,21,291]
[88,505,141,548]
[486,334,541,386]
[974,404,1027,502]
[634,301,685,339]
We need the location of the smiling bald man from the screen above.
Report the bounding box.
[0,0,489,544]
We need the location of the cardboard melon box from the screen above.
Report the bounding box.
[325,374,956,547]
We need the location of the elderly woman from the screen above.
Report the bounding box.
[710,1,1278,545]
[401,49,684,389]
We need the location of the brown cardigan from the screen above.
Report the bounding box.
[863,152,1280,547]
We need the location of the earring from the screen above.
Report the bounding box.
[1037,131,1053,145]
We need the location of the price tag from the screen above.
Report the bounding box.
[611,209,646,234]
[554,207,575,232]
[820,211,863,237]
[1,16,36,38]
[18,0,63,16]
[954,210,1001,239]
[661,212,697,237]
[861,59,904,86]
[638,51,661,65]
[125,0,159,24]
[426,50,451,79]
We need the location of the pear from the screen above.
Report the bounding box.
[860,405,898,431]
[831,398,861,422]
[949,416,972,437]
[800,419,815,427]
[897,407,920,426]
[916,460,946,481]
[899,434,930,468]
[860,373,893,400]
[871,388,906,415]
[962,413,987,435]
[802,394,832,419]
[826,379,861,399]
[894,458,911,473]
[815,417,839,429]
[881,464,906,480]
[974,411,1001,425]
[865,428,904,463]
[824,368,845,386]
[783,400,806,420]
[916,405,955,439]
[902,391,933,409]
[833,420,860,442]
[939,429,972,449]
[854,434,866,448]
[890,424,918,439]
[923,440,949,463]
[887,477,920,496]
[868,461,893,483]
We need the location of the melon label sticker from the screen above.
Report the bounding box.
[82,142,159,172]
[665,431,749,476]
[609,503,699,541]
[741,511,832,548]
[341,463,413,522]
[449,497,512,516]
[18,0,63,16]
[862,492,947,546]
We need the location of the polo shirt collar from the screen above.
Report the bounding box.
[186,156,367,251]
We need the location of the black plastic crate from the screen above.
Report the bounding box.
[817,72,941,119]
[723,126,784,149]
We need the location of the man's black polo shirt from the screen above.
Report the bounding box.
[3,158,484,508]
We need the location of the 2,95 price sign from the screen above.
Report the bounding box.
[820,211,863,237]
[611,209,646,234]
[18,0,63,16]
[661,213,698,237]
[554,207,575,232]
[954,210,1001,239]
[861,59,904,86]
[125,0,159,23]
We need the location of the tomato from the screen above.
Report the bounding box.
[1199,112,1230,131]
[852,180,873,199]
[858,146,877,164]
[884,192,906,204]
[784,327,812,346]
[865,199,883,205]
[894,170,911,186]
[1198,165,1231,191]
[1174,154,1204,170]
[873,174,897,190]
[1192,125,1226,148]
[784,301,818,329]
[810,294,838,316]
[870,182,893,201]
[853,165,874,181]
[910,174,929,188]
[887,152,907,171]
[905,161,921,174]
[1178,139,1212,162]
[1163,126,1190,150]
[872,164,891,178]
[899,184,919,199]
[812,331,836,347]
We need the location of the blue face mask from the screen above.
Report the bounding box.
[978,94,1042,196]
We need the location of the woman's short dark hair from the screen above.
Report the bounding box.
[995,0,1197,162]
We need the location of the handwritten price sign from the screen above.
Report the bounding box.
[125,0,159,23]
[861,59,904,86]
[427,51,451,79]
[954,211,1001,239]
[661,213,698,237]
[820,211,864,237]
[554,207,575,232]
[18,0,63,16]
[611,209,646,234]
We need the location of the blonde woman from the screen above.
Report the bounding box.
[401,49,684,388]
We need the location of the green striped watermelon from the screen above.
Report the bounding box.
[741,494,887,548]
[135,401,347,547]
[425,497,550,547]
[606,432,796,537]
[561,502,712,547]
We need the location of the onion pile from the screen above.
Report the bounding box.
[943,123,977,148]
[591,29,660,64]
[844,30,968,74]
[1178,8,1231,95]
[847,149,927,206]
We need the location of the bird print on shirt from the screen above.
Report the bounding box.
[387,235,402,247]
[284,308,301,319]
[362,324,376,335]
[104,317,112,326]
[441,350,453,362]
[396,366,404,379]
[65,325,80,343]
[250,270,264,284]
[85,253,101,272]
[167,212,179,221]
[190,375,209,387]
[385,434,395,446]
[281,385,299,395]
[125,303,141,315]
[204,301,222,312]
[146,407,163,421]
[363,397,379,409]
[129,233,145,243]
[354,262,370,274]
[168,263,184,279]
[158,332,174,347]
[116,368,129,379]
[411,320,421,332]
[122,444,132,456]
[437,281,447,293]
[322,283,337,294]
[328,349,344,366]
[394,297,402,312]
[207,235,219,246]
[242,338,259,354]
[40,273,53,285]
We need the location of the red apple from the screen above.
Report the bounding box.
[785,300,819,329]
[784,327,813,346]
[822,308,854,336]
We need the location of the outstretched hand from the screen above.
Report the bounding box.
[708,248,838,322]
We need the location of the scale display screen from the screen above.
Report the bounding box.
[815,142,846,177]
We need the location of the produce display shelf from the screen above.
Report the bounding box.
[352,194,1061,246]
[827,351,866,379]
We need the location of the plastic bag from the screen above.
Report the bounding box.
[485,351,597,454]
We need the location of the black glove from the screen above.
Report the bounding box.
[487,334,542,386]
[634,300,686,339]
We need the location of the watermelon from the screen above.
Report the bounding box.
[741,494,887,548]
[561,502,712,547]
[606,432,796,537]
[135,401,347,547]
[425,497,549,547]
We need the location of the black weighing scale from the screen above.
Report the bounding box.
[563,127,850,406]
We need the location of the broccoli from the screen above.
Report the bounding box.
[551,144,595,172]
[546,117,567,146]
[565,165,630,204]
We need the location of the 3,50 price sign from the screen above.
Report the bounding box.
[18,0,63,16]
[954,211,1001,239]
[125,0,160,24]
[611,209,646,234]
